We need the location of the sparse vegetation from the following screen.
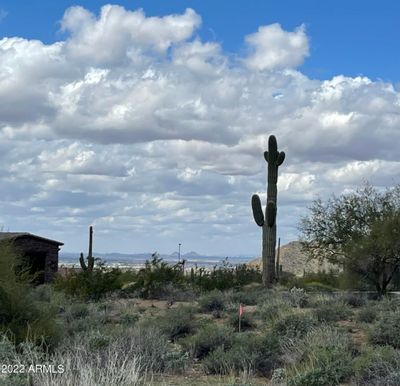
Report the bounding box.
[3,234,400,385]
[312,299,352,322]
[369,311,400,348]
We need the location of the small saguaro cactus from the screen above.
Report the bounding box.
[79,226,95,272]
[251,135,285,287]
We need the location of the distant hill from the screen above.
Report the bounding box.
[248,241,337,276]
[59,251,251,268]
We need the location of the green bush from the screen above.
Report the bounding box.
[313,300,352,322]
[375,296,400,313]
[158,306,197,341]
[353,346,400,386]
[357,307,378,323]
[67,302,90,320]
[129,254,186,299]
[190,260,261,291]
[228,289,261,306]
[283,326,353,386]
[252,332,282,376]
[198,290,227,313]
[120,312,140,325]
[202,331,281,376]
[228,310,256,332]
[369,311,400,348]
[288,365,348,386]
[273,313,318,339]
[284,287,309,308]
[258,296,292,323]
[185,323,234,359]
[341,292,367,308]
[54,267,121,301]
[202,345,255,375]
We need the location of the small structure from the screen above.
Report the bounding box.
[0,232,63,283]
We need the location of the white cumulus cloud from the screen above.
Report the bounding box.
[244,23,309,71]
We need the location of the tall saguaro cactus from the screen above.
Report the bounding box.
[79,226,95,272]
[251,135,285,286]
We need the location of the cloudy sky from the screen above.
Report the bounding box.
[0,1,399,256]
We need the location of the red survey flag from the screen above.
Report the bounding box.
[239,303,244,316]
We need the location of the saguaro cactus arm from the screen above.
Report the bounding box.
[277,152,285,166]
[79,252,87,271]
[251,194,264,226]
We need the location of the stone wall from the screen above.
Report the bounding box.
[12,236,60,283]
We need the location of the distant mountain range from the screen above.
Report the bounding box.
[61,241,340,274]
[59,251,253,267]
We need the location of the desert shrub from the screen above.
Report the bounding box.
[128,254,186,299]
[185,323,234,359]
[158,306,197,341]
[251,332,282,376]
[228,331,282,376]
[341,292,367,308]
[190,260,261,291]
[283,325,353,386]
[198,290,227,313]
[0,242,61,346]
[228,311,256,332]
[271,367,287,385]
[369,311,400,348]
[116,269,138,287]
[228,289,261,306]
[288,366,349,386]
[54,268,121,301]
[40,333,147,385]
[232,263,262,287]
[313,300,352,322]
[273,313,318,339]
[31,284,66,304]
[120,312,140,325]
[375,296,400,312]
[284,287,309,308]
[86,329,112,351]
[353,346,400,386]
[159,284,198,302]
[307,293,334,308]
[202,345,255,375]
[357,307,378,323]
[203,331,281,376]
[70,323,172,373]
[162,344,190,374]
[67,302,90,320]
[0,334,50,386]
[258,296,292,323]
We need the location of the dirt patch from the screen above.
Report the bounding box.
[337,320,368,347]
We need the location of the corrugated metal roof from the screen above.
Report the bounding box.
[0,232,64,246]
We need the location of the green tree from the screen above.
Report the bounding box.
[344,214,400,295]
[299,183,400,295]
